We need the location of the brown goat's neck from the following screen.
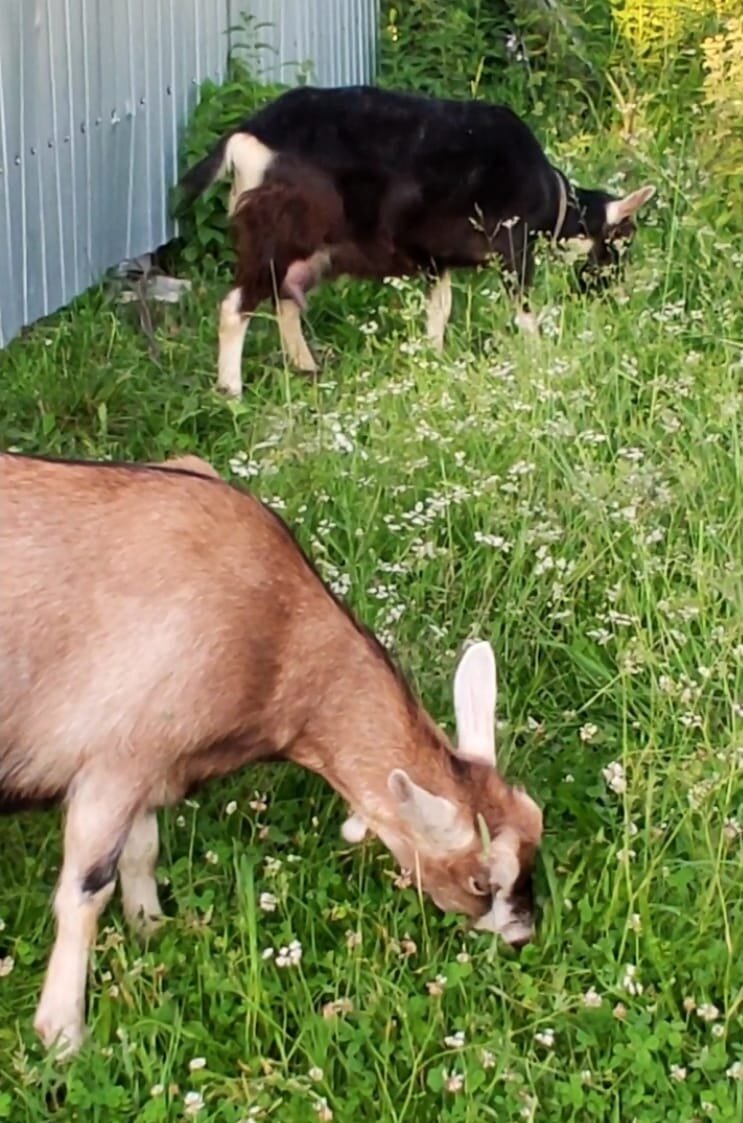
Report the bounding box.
[288,641,459,834]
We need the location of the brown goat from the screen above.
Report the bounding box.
[0,451,542,1056]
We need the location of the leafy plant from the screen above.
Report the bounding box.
[172,57,287,269]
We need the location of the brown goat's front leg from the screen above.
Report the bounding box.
[217,287,251,398]
[34,778,138,1057]
[118,810,163,936]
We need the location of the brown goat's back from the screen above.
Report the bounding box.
[0,454,343,808]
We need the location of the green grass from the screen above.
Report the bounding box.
[1,90,742,1123]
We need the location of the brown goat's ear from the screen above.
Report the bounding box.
[452,641,497,768]
[605,184,655,226]
[388,769,474,851]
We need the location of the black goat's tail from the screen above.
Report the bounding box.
[177,134,232,206]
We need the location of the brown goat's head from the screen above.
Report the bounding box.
[345,642,543,946]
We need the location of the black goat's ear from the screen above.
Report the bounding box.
[606,184,655,226]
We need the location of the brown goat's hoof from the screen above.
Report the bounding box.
[34,1007,85,1058]
[215,382,242,400]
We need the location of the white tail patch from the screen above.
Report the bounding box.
[225,133,275,215]
[453,641,497,768]
[605,184,656,226]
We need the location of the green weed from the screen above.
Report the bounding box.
[0,8,742,1123]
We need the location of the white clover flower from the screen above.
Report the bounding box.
[150,1084,164,1097]
[276,939,302,968]
[225,800,238,816]
[443,1069,464,1093]
[308,1066,324,1083]
[480,1049,496,1069]
[726,1061,743,1080]
[534,1028,555,1048]
[669,1064,687,1082]
[622,965,643,996]
[697,1003,720,1022]
[205,850,218,865]
[602,760,627,794]
[259,892,278,913]
[314,1097,333,1121]
[444,1030,466,1050]
[189,1057,206,1072]
[261,947,275,960]
[322,998,354,1019]
[184,1090,205,1116]
[0,956,14,978]
[473,531,512,551]
[427,974,447,997]
[582,987,603,1009]
[580,723,599,743]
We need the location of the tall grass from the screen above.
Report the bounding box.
[0,4,741,1121]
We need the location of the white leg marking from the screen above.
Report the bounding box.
[218,287,249,398]
[277,299,317,373]
[426,271,452,352]
[119,811,163,936]
[341,812,369,844]
[34,785,132,1056]
[514,308,539,335]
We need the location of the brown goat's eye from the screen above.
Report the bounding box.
[467,874,490,897]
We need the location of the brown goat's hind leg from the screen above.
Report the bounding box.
[217,287,250,398]
[276,299,317,375]
[34,778,138,1057]
[119,810,163,936]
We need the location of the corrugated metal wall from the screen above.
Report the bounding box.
[0,0,378,347]
[235,0,378,87]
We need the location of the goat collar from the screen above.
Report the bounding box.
[552,169,569,246]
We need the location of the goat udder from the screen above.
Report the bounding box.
[280,258,324,310]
